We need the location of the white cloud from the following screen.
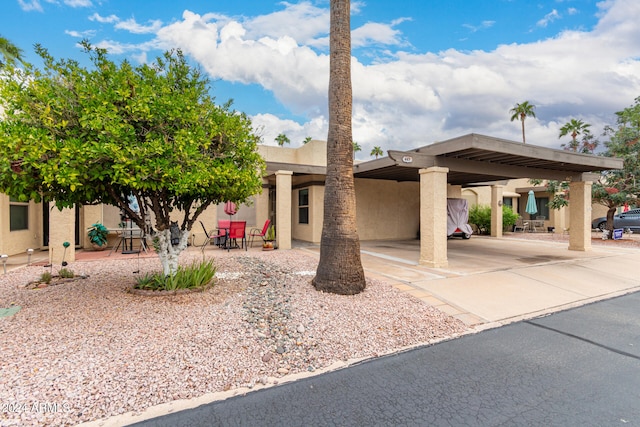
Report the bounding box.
[115,18,163,34]
[63,0,92,7]
[89,13,119,24]
[90,0,640,153]
[65,29,96,38]
[537,9,561,27]
[17,0,43,12]
[462,20,496,33]
[18,0,90,11]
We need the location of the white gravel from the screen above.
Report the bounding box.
[0,249,468,426]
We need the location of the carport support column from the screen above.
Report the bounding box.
[491,185,504,238]
[568,180,592,252]
[275,170,293,250]
[419,167,449,268]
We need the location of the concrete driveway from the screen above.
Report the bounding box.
[339,235,640,327]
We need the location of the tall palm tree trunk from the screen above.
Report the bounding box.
[520,115,526,144]
[312,0,366,295]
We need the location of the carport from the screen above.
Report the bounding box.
[353,134,623,267]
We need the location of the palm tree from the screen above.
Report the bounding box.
[0,35,24,68]
[352,141,361,159]
[509,101,536,144]
[312,0,366,295]
[275,133,290,146]
[559,119,591,152]
[370,146,383,159]
[303,136,312,144]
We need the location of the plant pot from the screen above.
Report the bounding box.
[91,243,106,251]
[262,246,274,251]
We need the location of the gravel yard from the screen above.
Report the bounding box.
[0,249,467,426]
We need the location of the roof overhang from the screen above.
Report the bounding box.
[353,133,623,185]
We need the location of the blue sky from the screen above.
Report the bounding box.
[2,0,639,158]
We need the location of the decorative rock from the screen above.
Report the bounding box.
[296,325,305,334]
[277,367,289,375]
[276,346,285,354]
[261,353,272,363]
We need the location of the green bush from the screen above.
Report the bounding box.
[469,204,520,235]
[59,268,75,278]
[134,259,216,292]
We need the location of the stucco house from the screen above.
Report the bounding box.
[0,134,622,267]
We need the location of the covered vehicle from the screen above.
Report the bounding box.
[592,208,640,232]
[447,198,473,239]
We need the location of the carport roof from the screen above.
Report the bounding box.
[352,133,623,186]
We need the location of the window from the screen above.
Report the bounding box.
[298,189,309,224]
[503,197,513,208]
[535,197,550,220]
[9,197,29,231]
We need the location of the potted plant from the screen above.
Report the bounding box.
[87,222,109,250]
[262,225,276,251]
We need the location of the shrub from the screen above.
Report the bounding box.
[134,259,216,292]
[41,271,52,284]
[59,268,75,278]
[469,204,520,234]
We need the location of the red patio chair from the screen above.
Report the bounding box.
[198,220,229,252]
[248,219,271,247]
[227,220,247,251]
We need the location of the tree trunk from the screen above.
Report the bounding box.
[606,206,617,232]
[521,117,526,144]
[155,228,190,276]
[312,0,366,295]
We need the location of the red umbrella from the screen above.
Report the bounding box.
[224,201,237,220]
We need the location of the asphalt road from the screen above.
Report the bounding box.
[132,291,640,427]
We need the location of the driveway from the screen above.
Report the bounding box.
[354,235,640,326]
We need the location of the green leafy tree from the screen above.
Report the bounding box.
[0,35,24,67]
[0,42,264,275]
[509,101,536,144]
[275,133,290,146]
[370,146,383,159]
[536,97,640,232]
[595,96,640,231]
[313,0,366,295]
[559,119,592,152]
[303,136,312,144]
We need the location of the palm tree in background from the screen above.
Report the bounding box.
[0,35,24,68]
[303,136,312,144]
[370,146,383,159]
[559,119,592,152]
[352,141,361,159]
[312,0,366,295]
[275,133,290,146]
[509,101,536,143]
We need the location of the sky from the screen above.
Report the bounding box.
[2,0,640,159]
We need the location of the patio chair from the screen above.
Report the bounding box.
[513,218,528,232]
[227,220,247,251]
[248,219,271,247]
[198,220,229,252]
